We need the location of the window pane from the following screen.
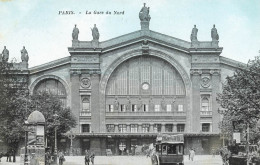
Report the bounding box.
[82,124,90,133]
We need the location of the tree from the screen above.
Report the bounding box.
[0,60,76,160]
[217,56,260,142]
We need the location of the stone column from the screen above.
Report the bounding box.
[161,123,166,133]
[70,73,80,132]
[190,69,202,132]
[91,73,101,132]
[211,70,221,132]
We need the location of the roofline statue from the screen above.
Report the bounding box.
[72,24,79,40]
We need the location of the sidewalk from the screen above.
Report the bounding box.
[0,155,223,165]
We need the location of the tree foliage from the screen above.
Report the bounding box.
[217,56,260,141]
[0,61,76,153]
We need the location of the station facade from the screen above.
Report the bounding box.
[9,5,244,155]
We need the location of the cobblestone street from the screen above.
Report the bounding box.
[0,155,223,165]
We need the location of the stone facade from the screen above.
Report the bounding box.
[5,7,246,155]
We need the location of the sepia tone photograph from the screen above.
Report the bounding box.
[0,0,260,164]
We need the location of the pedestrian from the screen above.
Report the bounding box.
[45,151,51,165]
[85,150,90,165]
[190,148,195,161]
[58,151,65,165]
[90,151,95,165]
[0,152,2,162]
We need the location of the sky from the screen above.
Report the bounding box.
[0,0,260,67]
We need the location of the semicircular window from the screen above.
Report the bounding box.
[34,79,67,107]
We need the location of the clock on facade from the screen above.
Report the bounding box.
[142,82,150,90]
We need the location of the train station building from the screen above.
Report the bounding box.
[6,4,244,155]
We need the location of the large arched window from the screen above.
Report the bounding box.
[106,56,185,96]
[34,79,67,107]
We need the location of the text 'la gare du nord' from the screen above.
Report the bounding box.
[58,10,125,15]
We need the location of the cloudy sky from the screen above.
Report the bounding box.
[0,0,260,67]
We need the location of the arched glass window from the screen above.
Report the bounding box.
[201,97,209,111]
[34,79,67,107]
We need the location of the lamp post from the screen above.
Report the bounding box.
[24,120,29,165]
[53,113,59,165]
[66,130,76,156]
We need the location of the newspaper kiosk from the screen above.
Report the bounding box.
[155,134,184,165]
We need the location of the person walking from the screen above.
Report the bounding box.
[58,151,65,165]
[90,151,95,165]
[190,148,195,161]
[85,150,90,165]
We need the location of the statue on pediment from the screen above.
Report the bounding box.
[139,3,151,22]
[21,46,29,62]
[190,25,198,41]
[2,46,9,62]
[91,24,99,41]
[211,24,219,41]
[72,24,79,40]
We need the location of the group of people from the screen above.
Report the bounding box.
[0,149,15,162]
[45,150,65,165]
[85,150,95,165]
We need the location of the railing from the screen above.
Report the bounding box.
[80,111,91,116]
[106,111,186,116]
[200,111,212,116]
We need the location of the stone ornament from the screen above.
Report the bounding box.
[2,46,9,62]
[211,24,219,41]
[201,76,211,88]
[72,24,79,40]
[91,24,99,41]
[139,3,151,21]
[190,25,198,41]
[80,78,91,88]
[21,46,29,62]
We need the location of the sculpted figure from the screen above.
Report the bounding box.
[126,97,131,111]
[2,46,9,62]
[171,96,176,111]
[72,24,79,40]
[139,3,151,21]
[161,97,166,111]
[211,24,219,41]
[190,25,198,41]
[137,97,143,111]
[91,24,99,41]
[114,97,119,111]
[149,97,155,112]
[21,46,29,62]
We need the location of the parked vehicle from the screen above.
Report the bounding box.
[153,134,184,165]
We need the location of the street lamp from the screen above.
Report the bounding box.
[24,120,29,165]
[66,130,76,156]
[53,113,59,165]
